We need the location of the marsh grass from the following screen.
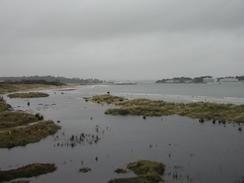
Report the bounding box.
[109,160,165,183]
[8,92,49,98]
[127,160,165,176]
[0,98,60,148]
[0,121,60,148]
[0,83,64,94]
[84,94,126,104]
[0,98,9,112]
[0,112,39,129]
[88,95,244,123]
[0,163,56,182]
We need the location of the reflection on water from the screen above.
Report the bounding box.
[1,84,244,183]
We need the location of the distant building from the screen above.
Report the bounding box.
[219,77,239,83]
[113,81,137,85]
[203,77,215,83]
[165,79,180,83]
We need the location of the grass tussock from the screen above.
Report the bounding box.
[109,160,165,183]
[0,121,60,148]
[90,95,244,123]
[0,98,10,112]
[0,111,40,129]
[127,160,165,176]
[8,92,49,98]
[0,163,56,182]
[0,98,60,148]
[11,180,30,183]
[84,94,126,104]
[0,90,60,148]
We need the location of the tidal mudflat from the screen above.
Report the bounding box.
[0,84,244,183]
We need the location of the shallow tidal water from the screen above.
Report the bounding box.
[1,84,244,183]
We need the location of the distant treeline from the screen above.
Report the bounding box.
[156,75,244,84]
[156,76,211,83]
[1,80,64,86]
[0,76,104,85]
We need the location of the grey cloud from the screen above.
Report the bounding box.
[0,0,243,79]
[1,0,244,39]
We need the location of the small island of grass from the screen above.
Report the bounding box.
[87,94,244,123]
[0,97,11,112]
[0,99,60,148]
[0,81,65,95]
[79,167,92,173]
[0,163,56,182]
[8,92,49,98]
[109,160,165,183]
[0,111,41,129]
[0,120,60,148]
[84,94,126,104]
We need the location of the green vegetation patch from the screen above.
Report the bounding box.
[0,111,39,129]
[0,163,56,182]
[8,92,49,98]
[0,83,64,94]
[108,176,161,183]
[0,121,60,148]
[84,94,126,104]
[11,180,30,183]
[0,98,10,112]
[109,160,165,183]
[0,96,60,148]
[114,168,128,174]
[92,95,244,123]
[79,167,92,173]
[127,160,165,176]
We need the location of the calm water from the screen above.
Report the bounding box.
[1,83,244,183]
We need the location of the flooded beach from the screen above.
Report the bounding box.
[1,0,244,181]
[1,83,244,183]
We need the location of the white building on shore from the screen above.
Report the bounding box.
[219,77,240,83]
[203,77,215,83]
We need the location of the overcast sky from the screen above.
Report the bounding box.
[0,0,243,80]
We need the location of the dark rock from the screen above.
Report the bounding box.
[199,118,204,123]
[114,168,128,174]
[79,167,91,173]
